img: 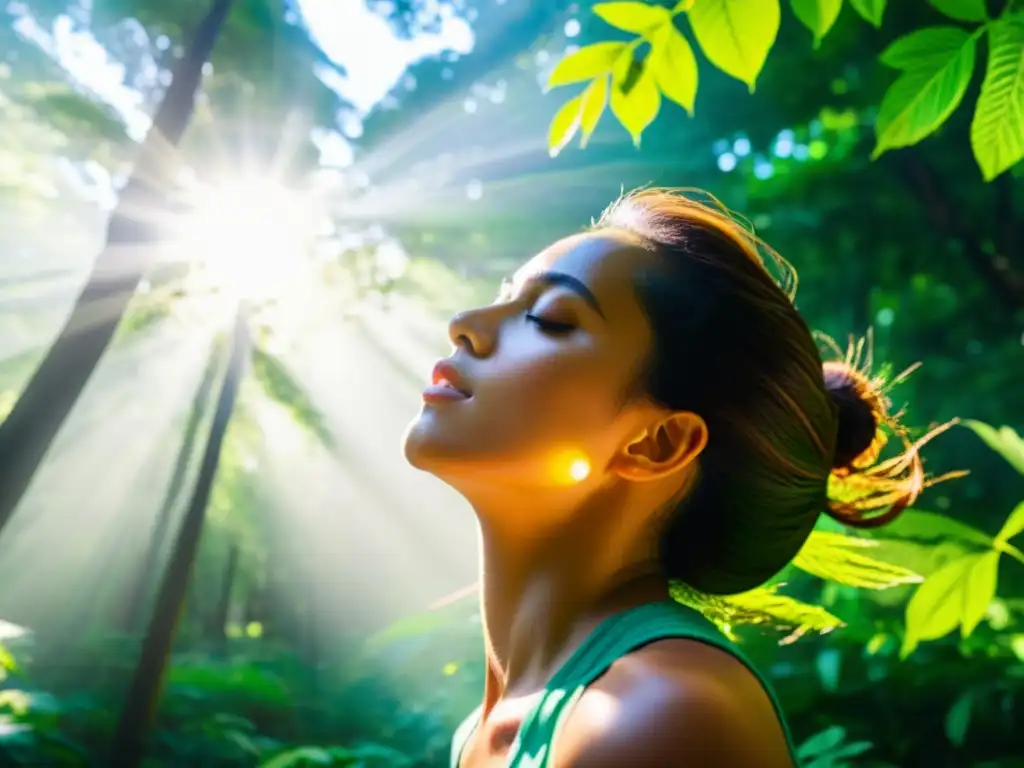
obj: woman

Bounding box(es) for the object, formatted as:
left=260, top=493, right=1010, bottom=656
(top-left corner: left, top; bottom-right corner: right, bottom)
left=404, top=188, right=933, bottom=767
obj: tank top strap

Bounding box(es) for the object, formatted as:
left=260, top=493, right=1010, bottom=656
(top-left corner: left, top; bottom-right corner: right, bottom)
left=451, top=601, right=798, bottom=767
left=507, top=601, right=797, bottom=767
left=450, top=704, right=481, bottom=768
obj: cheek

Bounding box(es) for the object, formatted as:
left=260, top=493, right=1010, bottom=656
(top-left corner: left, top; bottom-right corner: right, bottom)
left=474, top=347, right=622, bottom=454
left=404, top=330, right=635, bottom=480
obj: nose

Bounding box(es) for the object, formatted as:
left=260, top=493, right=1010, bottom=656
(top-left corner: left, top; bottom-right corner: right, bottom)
left=447, top=306, right=495, bottom=358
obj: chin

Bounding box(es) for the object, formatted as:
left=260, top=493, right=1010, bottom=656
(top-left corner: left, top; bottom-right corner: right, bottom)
left=402, top=411, right=455, bottom=474
left=403, top=414, right=488, bottom=499
left=401, top=415, right=431, bottom=470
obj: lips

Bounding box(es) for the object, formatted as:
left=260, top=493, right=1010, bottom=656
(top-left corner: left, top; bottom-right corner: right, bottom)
left=423, top=359, right=471, bottom=402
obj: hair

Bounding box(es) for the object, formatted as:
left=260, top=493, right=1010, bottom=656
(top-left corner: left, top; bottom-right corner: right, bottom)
left=592, top=188, right=958, bottom=596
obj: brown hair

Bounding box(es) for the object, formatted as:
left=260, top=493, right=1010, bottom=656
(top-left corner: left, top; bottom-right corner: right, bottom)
left=593, top=188, right=957, bottom=595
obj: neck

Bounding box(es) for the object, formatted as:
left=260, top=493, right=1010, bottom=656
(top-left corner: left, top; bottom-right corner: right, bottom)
left=468, top=482, right=670, bottom=709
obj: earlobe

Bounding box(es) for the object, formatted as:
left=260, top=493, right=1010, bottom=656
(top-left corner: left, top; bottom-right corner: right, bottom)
left=610, top=411, right=707, bottom=482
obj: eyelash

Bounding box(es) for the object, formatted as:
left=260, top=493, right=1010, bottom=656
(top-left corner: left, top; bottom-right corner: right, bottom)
left=526, top=314, right=575, bottom=335
left=498, top=281, right=575, bottom=334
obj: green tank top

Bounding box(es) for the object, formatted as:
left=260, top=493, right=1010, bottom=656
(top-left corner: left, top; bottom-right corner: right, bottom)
left=449, top=600, right=798, bottom=768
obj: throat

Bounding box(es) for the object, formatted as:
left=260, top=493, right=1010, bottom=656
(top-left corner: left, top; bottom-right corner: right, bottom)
left=478, top=537, right=668, bottom=702
left=468, top=485, right=671, bottom=708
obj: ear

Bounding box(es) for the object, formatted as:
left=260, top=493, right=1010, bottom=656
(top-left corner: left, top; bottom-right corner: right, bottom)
left=609, top=411, right=707, bottom=483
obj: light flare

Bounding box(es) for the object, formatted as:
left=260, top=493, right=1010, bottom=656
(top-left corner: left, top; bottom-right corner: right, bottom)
left=547, top=447, right=592, bottom=485
left=174, top=178, right=324, bottom=302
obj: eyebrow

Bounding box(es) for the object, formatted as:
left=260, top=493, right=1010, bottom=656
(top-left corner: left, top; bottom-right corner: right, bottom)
left=514, top=270, right=606, bottom=319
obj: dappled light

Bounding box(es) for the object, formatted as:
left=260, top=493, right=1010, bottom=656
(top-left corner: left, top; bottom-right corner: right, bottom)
left=1, top=0, right=1023, bottom=766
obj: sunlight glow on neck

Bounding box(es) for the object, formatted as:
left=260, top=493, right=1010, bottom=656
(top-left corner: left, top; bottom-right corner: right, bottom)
left=177, top=178, right=321, bottom=301
left=547, top=448, right=592, bottom=486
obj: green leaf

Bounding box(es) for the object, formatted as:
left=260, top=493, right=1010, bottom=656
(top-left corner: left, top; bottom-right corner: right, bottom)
left=790, top=0, right=843, bottom=47
left=928, top=0, right=988, bottom=23
left=671, top=582, right=844, bottom=637
left=548, top=93, right=584, bottom=156
left=962, top=420, right=1024, bottom=475
left=797, top=725, right=874, bottom=766
left=793, top=531, right=923, bottom=589
left=901, top=554, right=979, bottom=657
left=945, top=692, right=973, bottom=747
left=848, top=0, right=887, bottom=27
left=879, top=26, right=973, bottom=69
left=593, top=1, right=673, bottom=35
left=548, top=42, right=629, bottom=88
left=830, top=741, right=874, bottom=760
left=878, top=509, right=994, bottom=548
left=719, top=587, right=845, bottom=634
left=650, top=22, right=700, bottom=114
left=687, top=0, right=781, bottom=92
left=610, top=58, right=662, bottom=146
left=996, top=501, right=1024, bottom=544
left=873, top=27, right=977, bottom=157
left=579, top=77, right=610, bottom=147
left=961, top=550, right=999, bottom=636
left=970, top=17, right=1024, bottom=181
left=796, top=726, right=846, bottom=760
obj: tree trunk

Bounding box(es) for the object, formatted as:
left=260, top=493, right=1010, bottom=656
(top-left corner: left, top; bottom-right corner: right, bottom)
left=210, top=541, right=240, bottom=649
left=118, top=338, right=225, bottom=634
left=0, top=0, right=235, bottom=539
left=108, top=305, right=250, bottom=768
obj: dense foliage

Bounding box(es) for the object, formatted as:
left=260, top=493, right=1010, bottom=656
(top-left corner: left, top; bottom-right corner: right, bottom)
left=0, top=0, right=1022, bottom=766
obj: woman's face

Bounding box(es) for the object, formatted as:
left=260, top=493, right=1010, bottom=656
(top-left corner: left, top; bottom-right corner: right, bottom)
left=403, top=231, right=665, bottom=496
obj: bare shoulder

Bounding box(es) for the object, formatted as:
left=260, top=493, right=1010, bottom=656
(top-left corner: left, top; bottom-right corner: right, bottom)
left=551, top=637, right=794, bottom=768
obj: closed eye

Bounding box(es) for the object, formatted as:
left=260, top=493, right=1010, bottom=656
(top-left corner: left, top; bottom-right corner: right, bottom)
left=526, top=314, right=575, bottom=334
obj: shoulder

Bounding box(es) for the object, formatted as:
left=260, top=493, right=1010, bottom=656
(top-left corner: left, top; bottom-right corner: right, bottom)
left=551, top=637, right=794, bottom=768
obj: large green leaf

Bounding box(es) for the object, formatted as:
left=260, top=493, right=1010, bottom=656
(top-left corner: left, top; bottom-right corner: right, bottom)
left=593, top=1, right=673, bottom=35
left=721, top=587, right=844, bottom=636
left=687, top=0, right=781, bottom=92
left=790, top=0, right=843, bottom=47
left=671, top=583, right=844, bottom=638
left=960, top=550, right=999, bottom=636
left=579, top=77, right=610, bottom=147
left=902, top=554, right=981, bottom=656
left=970, top=17, right=1024, bottom=181
left=610, top=57, right=662, bottom=146
left=793, top=531, right=923, bottom=589
left=962, top=420, right=1024, bottom=475
left=547, top=42, right=629, bottom=88
left=848, top=0, right=887, bottom=28
left=928, top=0, right=988, bottom=23
left=548, top=93, right=584, bottom=156
left=873, top=27, right=977, bottom=157
left=877, top=509, right=994, bottom=548
left=996, top=501, right=1024, bottom=544
left=879, top=26, right=973, bottom=69
left=650, top=22, right=700, bottom=115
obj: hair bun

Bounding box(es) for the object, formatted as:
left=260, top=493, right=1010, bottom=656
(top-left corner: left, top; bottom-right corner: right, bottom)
left=823, top=361, right=882, bottom=470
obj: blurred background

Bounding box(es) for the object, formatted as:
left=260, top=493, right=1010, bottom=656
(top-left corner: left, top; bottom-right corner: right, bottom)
left=0, top=0, right=1022, bottom=765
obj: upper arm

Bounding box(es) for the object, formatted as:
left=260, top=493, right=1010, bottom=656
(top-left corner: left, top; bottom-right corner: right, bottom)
left=552, top=639, right=794, bottom=768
